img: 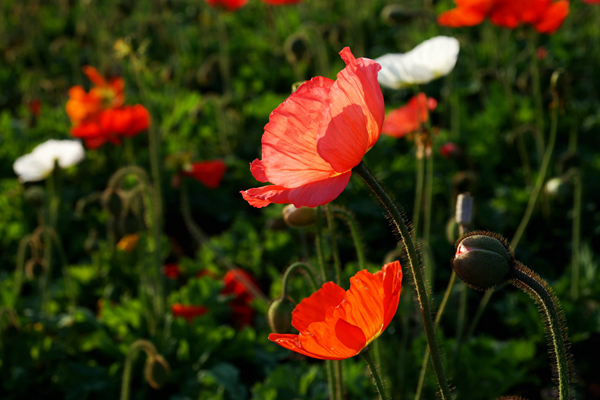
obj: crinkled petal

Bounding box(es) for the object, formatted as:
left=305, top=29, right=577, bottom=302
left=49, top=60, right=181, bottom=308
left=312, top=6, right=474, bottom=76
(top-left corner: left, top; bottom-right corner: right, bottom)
left=260, top=76, right=337, bottom=187
left=240, top=171, right=351, bottom=208
left=317, top=48, right=384, bottom=173
left=291, top=282, right=346, bottom=331
left=250, top=159, right=268, bottom=183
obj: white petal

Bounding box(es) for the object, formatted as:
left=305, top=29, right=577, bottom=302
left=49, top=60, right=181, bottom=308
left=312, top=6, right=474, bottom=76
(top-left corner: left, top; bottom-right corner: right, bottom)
left=13, top=139, right=85, bottom=182
left=375, top=36, right=460, bottom=88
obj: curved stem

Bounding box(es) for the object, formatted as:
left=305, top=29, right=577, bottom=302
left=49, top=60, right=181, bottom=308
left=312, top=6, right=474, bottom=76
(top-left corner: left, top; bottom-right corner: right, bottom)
left=353, top=161, right=452, bottom=400
left=281, top=262, right=318, bottom=295
left=120, top=339, right=159, bottom=400
left=179, top=180, right=268, bottom=303
left=331, top=206, right=367, bottom=271
left=510, top=263, right=571, bottom=400
left=326, top=205, right=342, bottom=286
left=361, top=347, right=389, bottom=400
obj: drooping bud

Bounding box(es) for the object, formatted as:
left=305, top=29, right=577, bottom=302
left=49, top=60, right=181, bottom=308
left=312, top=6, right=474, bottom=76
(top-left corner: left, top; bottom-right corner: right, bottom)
left=282, top=205, right=318, bottom=228
left=144, top=354, right=171, bottom=389
left=453, top=232, right=514, bottom=291
left=23, top=186, right=45, bottom=208
left=267, top=296, right=296, bottom=334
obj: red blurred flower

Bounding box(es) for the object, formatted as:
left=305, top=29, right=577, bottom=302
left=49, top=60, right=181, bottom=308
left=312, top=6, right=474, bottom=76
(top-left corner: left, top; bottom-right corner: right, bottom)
left=241, top=47, right=384, bottom=208
left=163, top=264, right=181, bottom=279
left=438, top=0, right=569, bottom=34
left=222, top=269, right=259, bottom=327
left=172, top=303, right=208, bottom=322
left=439, top=142, right=462, bottom=159
left=269, top=261, right=402, bottom=360
left=382, top=94, right=437, bottom=139
left=67, top=66, right=150, bottom=149
left=181, top=160, right=227, bottom=188
left=205, top=0, right=248, bottom=11
left=29, top=100, right=42, bottom=117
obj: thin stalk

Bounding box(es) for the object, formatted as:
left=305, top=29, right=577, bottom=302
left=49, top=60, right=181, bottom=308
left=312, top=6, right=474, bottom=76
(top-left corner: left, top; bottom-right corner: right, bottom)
left=333, top=360, right=344, bottom=400
left=326, top=359, right=338, bottom=400
left=510, top=263, right=571, bottom=400
left=315, top=206, right=328, bottom=284
left=353, top=162, right=452, bottom=400
left=414, top=271, right=457, bottom=400
left=332, top=206, right=367, bottom=271
left=361, top=347, right=389, bottom=400
left=179, top=180, right=268, bottom=303
left=413, top=145, right=425, bottom=238
left=528, top=31, right=545, bottom=162
left=326, top=205, right=342, bottom=286
left=14, top=234, right=33, bottom=298
left=41, top=168, right=58, bottom=312
left=570, top=171, right=582, bottom=300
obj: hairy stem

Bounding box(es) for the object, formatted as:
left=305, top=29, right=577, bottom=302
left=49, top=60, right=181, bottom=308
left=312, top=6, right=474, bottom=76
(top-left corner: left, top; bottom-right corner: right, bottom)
left=361, top=347, right=389, bottom=400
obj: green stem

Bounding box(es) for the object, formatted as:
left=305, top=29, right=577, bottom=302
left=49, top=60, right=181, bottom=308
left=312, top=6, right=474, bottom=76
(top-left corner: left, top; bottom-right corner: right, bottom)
left=41, top=168, right=58, bottom=312
left=510, top=263, right=571, bottom=400
left=326, top=359, right=338, bottom=400
left=315, top=206, right=327, bottom=284
left=326, top=205, right=342, bottom=286
left=571, top=171, right=582, bottom=300
left=353, top=161, right=452, bottom=400
left=120, top=339, right=159, bottom=400
left=14, top=234, right=33, bottom=299
left=180, top=180, right=268, bottom=303
left=281, top=262, right=318, bottom=294
left=333, top=360, right=344, bottom=400
left=332, top=206, right=366, bottom=271
left=361, top=347, right=389, bottom=400
left=528, top=31, right=545, bottom=163
left=414, top=271, right=457, bottom=400
left=413, top=146, right=425, bottom=238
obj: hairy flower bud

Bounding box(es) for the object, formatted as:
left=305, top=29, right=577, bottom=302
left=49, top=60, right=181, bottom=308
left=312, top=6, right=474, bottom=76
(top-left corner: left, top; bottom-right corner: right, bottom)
left=282, top=205, right=318, bottom=228
left=453, top=232, right=514, bottom=291
left=267, top=296, right=295, bottom=334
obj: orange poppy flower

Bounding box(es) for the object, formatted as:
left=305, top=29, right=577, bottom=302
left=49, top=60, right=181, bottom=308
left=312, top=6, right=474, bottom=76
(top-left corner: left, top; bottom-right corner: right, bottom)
left=241, top=47, right=384, bottom=208
left=382, top=94, right=437, bottom=139
left=181, top=160, right=227, bottom=188
left=269, top=261, right=402, bottom=360
left=438, top=0, right=569, bottom=34
left=205, top=0, right=248, bottom=11
left=172, top=303, right=208, bottom=322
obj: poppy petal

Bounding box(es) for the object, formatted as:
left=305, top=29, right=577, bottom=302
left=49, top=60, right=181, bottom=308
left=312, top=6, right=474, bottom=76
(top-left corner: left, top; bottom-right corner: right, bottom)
left=437, top=7, right=487, bottom=27
left=240, top=171, right=352, bottom=208
left=535, top=0, right=569, bottom=34
left=250, top=159, right=268, bottom=183
left=292, top=281, right=346, bottom=331
left=317, top=48, right=384, bottom=173
left=379, top=261, right=403, bottom=328
left=260, top=76, right=337, bottom=187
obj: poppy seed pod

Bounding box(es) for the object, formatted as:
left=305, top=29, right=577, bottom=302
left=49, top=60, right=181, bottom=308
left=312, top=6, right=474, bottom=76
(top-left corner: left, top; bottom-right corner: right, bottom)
left=144, top=354, right=171, bottom=389
left=282, top=205, right=318, bottom=228
left=267, top=296, right=295, bottom=334
left=453, top=232, right=514, bottom=291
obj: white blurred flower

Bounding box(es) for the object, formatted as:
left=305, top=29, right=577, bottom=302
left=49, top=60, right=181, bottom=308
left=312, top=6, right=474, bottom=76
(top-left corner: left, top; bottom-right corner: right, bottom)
left=375, top=36, right=460, bottom=89
left=13, top=139, right=85, bottom=182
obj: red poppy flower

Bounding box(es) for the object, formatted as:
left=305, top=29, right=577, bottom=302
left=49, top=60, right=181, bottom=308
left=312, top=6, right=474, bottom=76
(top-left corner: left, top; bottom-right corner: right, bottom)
left=438, top=0, right=569, bottom=34
left=205, top=0, right=248, bottom=11
left=181, top=160, right=227, bottom=188
left=172, top=303, right=208, bottom=322
left=163, top=264, right=181, bottom=279
left=268, top=261, right=402, bottom=360
left=223, top=269, right=259, bottom=327
left=241, top=47, right=384, bottom=208
left=382, top=94, right=437, bottom=139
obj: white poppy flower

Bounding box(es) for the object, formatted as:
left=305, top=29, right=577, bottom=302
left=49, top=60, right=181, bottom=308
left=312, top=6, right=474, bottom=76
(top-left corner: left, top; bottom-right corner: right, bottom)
left=375, top=36, right=460, bottom=89
left=13, top=139, right=85, bottom=182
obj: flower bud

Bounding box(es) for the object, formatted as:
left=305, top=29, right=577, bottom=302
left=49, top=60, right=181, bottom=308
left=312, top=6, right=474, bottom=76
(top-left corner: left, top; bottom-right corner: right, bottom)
left=282, top=205, right=318, bottom=228
left=267, top=296, right=295, bottom=334
left=544, top=176, right=570, bottom=199
left=453, top=232, right=514, bottom=291
left=23, top=186, right=45, bottom=208
left=284, top=33, right=310, bottom=64
left=144, top=354, right=171, bottom=389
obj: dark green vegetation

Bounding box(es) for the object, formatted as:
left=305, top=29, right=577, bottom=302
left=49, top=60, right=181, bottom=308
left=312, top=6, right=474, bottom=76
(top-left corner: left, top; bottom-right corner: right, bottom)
left=1, top=0, right=600, bottom=399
